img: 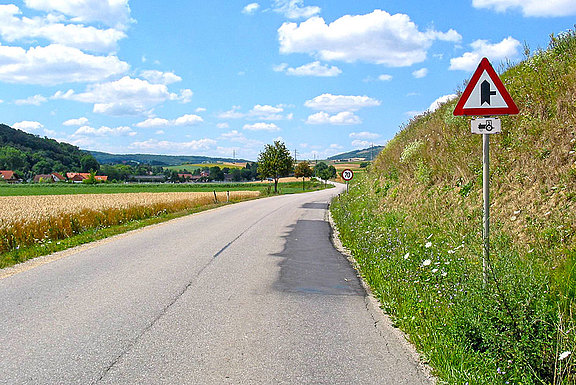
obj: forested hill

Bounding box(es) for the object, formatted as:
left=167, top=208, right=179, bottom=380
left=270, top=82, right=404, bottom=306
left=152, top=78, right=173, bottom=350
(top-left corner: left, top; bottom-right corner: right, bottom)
left=89, top=151, right=246, bottom=166
left=328, top=145, right=385, bottom=161
left=0, top=124, right=98, bottom=176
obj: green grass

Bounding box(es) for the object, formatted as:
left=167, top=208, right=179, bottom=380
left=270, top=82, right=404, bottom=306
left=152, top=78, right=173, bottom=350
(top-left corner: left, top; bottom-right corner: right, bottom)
left=330, top=30, right=576, bottom=384
left=0, top=181, right=328, bottom=196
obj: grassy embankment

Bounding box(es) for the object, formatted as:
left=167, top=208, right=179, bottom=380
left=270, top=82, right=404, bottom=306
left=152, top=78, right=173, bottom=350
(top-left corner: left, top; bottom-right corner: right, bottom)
left=0, top=180, right=328, bottom=269
left=331, top=31, right=576, bottom=384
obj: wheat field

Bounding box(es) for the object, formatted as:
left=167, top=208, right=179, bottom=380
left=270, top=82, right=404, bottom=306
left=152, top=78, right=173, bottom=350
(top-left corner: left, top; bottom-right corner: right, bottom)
left=0, top=191, right=259, bottom=255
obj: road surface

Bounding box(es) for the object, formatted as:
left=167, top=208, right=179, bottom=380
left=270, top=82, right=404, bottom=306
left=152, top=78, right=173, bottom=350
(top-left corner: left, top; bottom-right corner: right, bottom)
left=0, top=185, right=432, bottom=384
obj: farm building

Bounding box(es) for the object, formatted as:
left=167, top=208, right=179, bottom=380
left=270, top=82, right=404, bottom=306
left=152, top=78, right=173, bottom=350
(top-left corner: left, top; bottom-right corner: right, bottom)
left=33, top=173, right=66, bottom=183
left=0, top=170, right=21, bottom=183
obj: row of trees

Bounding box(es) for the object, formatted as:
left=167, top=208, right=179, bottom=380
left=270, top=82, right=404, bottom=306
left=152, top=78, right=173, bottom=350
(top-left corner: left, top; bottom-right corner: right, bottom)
left=257, top=141, right=337, bottom=193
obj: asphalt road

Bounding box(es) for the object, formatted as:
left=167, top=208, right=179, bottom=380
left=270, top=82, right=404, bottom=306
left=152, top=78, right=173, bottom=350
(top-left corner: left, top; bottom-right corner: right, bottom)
left=0, top=185, right=432, bottom=384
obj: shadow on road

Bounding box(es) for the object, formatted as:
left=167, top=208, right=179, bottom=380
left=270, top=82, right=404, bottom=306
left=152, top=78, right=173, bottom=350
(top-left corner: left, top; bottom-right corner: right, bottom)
left=273, top=218, right=364, bottom=296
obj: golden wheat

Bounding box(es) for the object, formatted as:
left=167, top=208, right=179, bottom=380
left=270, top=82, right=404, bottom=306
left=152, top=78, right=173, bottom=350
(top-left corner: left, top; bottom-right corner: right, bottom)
left=0, top=191, right=259, bottom=255
left=0, top=191, right=258, bottom=228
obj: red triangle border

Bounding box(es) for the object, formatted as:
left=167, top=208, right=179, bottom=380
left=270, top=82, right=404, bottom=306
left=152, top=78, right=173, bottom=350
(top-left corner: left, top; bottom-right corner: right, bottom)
left=453, top=57, right=519, bottom=116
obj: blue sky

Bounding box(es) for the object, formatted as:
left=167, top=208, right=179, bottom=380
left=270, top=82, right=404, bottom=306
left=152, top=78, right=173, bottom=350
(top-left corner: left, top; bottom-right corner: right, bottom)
left=1, top=0, right=574, bottom=161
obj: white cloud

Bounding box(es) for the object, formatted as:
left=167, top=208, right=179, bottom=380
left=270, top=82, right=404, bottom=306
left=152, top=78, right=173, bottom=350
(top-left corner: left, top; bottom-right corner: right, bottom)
left=351, top=140, right=373, bottom=149
left=219, top=104, right=291, bottom=120
left=129, top=138, right=217, bottom=153
left=135, top=114, right=203, bottom=128
left=428, top=94, right=458, bottom=112
left=349, top=131, right=381, bottom=140
left=278, top=10, right=461, bottom=66
left=174, top=114, right=204, bottom=126
left=14, top=94, right=48, bottom=106
left=0, top=44, right=129, bottom=85
left=54, top=76, right=185, bottom=116
left=412, top=68, right=428, bottom=78
left=73, top=125, right=135, bottom=136
left=243, top=122, right=281, bottom=131
left=135, top=118, right=170, bottom=128
left=472, top=0, right=576, bottom=17
left=63, top=117, right=89, bottom=126
left=13, top=120, right=43, bottom=132
left=450, top=37, right=521, bottom=71
left=304, top=94, right=381, bottom=112
left=24, top=0, right=132, bottom=30
left=273, top=0, right=321, bottom=20
left=217, top=122, right=230, bottom=129
left=0, top=4, right=126, bottom=53
left=242, top=3, right=260, bottom=15
left=306, top=111, right=362, bottom=125
left=275, top=61, right=342, bottom=77
left=378, top=74, right=393, bottom=81
left=140, top=70, right=182, bottom=85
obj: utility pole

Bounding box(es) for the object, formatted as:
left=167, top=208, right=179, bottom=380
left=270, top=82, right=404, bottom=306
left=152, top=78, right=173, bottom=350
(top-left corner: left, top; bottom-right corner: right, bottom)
left=294, top=149, right=297, bottom=164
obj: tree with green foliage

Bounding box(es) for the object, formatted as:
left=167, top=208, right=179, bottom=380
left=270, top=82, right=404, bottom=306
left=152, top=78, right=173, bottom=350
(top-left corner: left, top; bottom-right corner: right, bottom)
left=80, top=154, right=100, bottom=173
left=0, top=146, right=28, bottom=173
left=314, top=162, right=336, bottom=184
left=257, top=141, right=294, bottom=193
left=294, top=161, right=313, bottom=190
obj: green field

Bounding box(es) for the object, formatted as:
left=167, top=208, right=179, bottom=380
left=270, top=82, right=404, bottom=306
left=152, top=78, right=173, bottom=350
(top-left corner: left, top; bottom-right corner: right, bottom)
left=0, top=180, right=329, bottom=196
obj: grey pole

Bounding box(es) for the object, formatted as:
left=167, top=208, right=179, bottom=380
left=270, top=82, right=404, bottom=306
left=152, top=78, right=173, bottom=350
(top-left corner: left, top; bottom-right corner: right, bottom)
left=482, top=133, right=490, bottom=285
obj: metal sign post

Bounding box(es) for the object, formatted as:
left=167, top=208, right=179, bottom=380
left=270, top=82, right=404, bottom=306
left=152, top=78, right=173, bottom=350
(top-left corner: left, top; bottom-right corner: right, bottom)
left=482, top=133, right=490, bottom=284
left=453, top=57, right=519, bottom=284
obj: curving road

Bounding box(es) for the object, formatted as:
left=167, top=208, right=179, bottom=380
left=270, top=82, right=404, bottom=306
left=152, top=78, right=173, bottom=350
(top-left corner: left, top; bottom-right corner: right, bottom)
left=0, top=185, right=431, bottom=384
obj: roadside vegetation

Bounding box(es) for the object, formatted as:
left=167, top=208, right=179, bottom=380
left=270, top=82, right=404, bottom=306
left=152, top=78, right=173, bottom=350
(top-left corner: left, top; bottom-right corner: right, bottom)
left=0, top=179, right=329, bottom=269
left=331, top=30, right=576, bottom=384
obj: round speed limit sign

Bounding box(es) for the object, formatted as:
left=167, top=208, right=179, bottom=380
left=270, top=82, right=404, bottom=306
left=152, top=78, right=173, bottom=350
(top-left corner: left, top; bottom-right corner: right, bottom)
left=341, top=169, right=354, bottom=181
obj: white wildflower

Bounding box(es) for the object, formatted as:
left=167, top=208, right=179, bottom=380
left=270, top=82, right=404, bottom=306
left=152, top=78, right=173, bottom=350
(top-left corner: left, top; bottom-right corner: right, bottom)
left=425, top=241, right=432, bottom=248
left=432, top=268, right=438, bottom=273
left=422, top=259, right=432, bottom=266
left=559, top=351, right=571, bottom=361
left=403, top=253, right=410, bottom=260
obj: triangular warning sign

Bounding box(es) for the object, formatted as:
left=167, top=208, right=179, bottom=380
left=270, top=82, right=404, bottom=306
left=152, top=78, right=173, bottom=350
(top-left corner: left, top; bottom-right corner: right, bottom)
left=453, top=57, right=519, bottom=116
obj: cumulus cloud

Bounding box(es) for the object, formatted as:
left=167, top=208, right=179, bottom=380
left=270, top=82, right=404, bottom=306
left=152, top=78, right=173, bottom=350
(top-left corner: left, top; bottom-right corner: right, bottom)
left=13, top=120, right=43, bottom=132
left=427, top=94, right=458, bottom=112
left=472, top=0, right=576, bottom=17
left=54, top=76, right=189, bottom=116
left=0, top=44, right=129, bottom=85
left=14, top=94, right=48, bottom=106
left=140, top=70, right=182, bottom=85
left=450, top=37, right=521, bottom=71
left=23, top=0, right=132, bottom=30
left=243, top=122, right=281, bottom=131
left=278, top=10, right=461, bottom=66
left=218, top=104, right=291, bottom=120
left=63, top=117, right=89, bottom=126
left=174, top=114, right=204, bottom=126
left=304, top=94, right=381, bottom=112
left=274, top=61, right=342, bottom=77
left=130, top=138, right=217, bottom=153
left=412, top=68, right=428, bottom=78
left=378, top=74, right=393, bottom=81
left=134, top=118, right=170, bottom=128
left=349, top=131, right=381, bottom=140
left=0, top=4, right=126, bottom=52
left=306, top=111, right=362, bottom=125
left=273, top=0, right=321, bottom=20
left=242, top=3, right=260, bottom=15
left=73, top=125, right=135, bottom=137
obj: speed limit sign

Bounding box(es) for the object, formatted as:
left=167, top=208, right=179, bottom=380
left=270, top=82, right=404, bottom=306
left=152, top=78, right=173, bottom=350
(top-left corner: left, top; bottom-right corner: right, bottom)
left=341, top=169, right=354, bottom=181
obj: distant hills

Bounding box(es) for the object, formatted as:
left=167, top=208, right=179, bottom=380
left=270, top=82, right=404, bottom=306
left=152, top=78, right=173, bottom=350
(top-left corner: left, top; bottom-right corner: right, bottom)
left=0, top=124, right=97, bottom=176
left=89, top=151, right=248, bottom=166
left=328, top=145, right=385, bottom=161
